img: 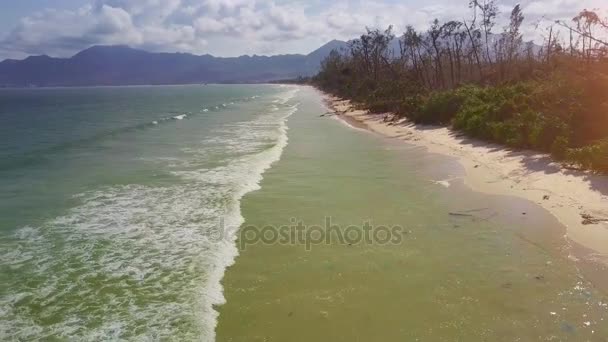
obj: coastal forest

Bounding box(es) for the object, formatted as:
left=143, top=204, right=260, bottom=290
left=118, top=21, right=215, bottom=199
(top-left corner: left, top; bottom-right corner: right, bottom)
left=314, top=1, right=608, bottom=173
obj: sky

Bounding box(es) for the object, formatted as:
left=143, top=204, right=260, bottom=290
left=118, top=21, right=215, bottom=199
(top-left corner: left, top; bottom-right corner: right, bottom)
left=0, top=0, right=606, bottom=60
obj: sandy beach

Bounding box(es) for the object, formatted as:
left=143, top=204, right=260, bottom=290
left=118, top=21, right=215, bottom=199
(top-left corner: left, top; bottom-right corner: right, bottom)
left=324, top=94, right=608, bottom=267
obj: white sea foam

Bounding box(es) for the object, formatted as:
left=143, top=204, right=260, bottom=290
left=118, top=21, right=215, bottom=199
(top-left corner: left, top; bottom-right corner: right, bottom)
left=433, top=180, right=451, bottom=188
left=173, top=114, right=187, bottom=120
left=431, top=177, right=459, bottom=188
left=0, top=87, right=300, bottom=341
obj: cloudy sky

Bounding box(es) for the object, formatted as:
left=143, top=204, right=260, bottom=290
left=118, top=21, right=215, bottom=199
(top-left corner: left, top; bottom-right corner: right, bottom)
left=0, top=0, right=606, bottom=60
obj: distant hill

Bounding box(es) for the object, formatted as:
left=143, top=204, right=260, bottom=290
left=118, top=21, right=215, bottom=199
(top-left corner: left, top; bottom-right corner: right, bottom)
left=0, top=41, right=348, bottom=87
left=0, top=35, right=540, bottom=87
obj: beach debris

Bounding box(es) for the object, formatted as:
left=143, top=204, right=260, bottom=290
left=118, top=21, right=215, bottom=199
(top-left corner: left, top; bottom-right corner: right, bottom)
left=550, top=312, right=557, bottom=316
left=543, top=195, right=550, bottom=200
left=460, top=207, right=490, bottom=213
left=449, top=212, right=474, bottom=217
left=581, top=213, right=608, bottom=225
left=522, top=212, right=527, bottom=215
left=320, top=311, right=329, bottom=318
left=583, top=321, right=591, bottom=327
left=564, top=165, right=584, bottom=171
left=534, top=275, right=545, bottom=281
left=474, top=164, right=480, bottom=168
left=449, top=208, right=497, bottom=222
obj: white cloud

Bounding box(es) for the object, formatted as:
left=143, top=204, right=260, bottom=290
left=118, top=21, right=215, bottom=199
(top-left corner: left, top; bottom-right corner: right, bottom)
left=0, top=0, right=605, bottom=59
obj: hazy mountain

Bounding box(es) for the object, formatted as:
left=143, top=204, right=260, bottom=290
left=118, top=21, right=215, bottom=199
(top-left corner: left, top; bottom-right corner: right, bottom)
left=0, top=41, right=348, bottom=87
left=305, top=40, right=350, bottom=65
left=0, top=36, right=538, bottom=87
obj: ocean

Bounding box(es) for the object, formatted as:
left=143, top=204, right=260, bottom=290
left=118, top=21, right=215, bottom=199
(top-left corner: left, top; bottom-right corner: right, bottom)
left=1, top=85, right=607, bottom=341
left=0, top=85, right=298, bottom=340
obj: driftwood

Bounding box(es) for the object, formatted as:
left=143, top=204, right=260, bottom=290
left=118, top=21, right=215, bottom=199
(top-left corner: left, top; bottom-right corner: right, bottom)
left=581, top=213, right=608, bottom=225
left=449, top=208, right=497, bottom=222
left=449, top=212, right=474, bottom=217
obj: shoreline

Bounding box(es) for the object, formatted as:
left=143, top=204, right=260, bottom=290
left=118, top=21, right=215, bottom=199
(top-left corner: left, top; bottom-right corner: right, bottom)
left=217, top=87, right=608, bottom=340
left=323, top=93, right=608, bottom=269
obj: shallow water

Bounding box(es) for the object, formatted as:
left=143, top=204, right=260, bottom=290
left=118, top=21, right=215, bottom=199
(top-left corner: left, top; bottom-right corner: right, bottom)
left=217, top=87, right=608, bottom=341
left=2, top=85, right=607, bottom=341
left=0, top=85, right=297, bottom=340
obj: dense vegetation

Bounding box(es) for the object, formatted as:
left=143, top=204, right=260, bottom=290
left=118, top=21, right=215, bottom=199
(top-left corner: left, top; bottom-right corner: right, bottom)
left=314, top=2, right=608, bottom=173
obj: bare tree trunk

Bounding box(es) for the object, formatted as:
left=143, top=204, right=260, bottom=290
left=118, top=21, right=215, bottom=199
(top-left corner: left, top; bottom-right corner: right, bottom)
left=546, top=26, right=553, bottom=63
left=463, top=20, right=483, bottom=81
left=569, top=28, right=574, bottom=56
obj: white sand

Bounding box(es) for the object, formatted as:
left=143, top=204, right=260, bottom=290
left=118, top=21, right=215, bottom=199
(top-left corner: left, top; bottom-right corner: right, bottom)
left=325, top=95, right=608, bottom=266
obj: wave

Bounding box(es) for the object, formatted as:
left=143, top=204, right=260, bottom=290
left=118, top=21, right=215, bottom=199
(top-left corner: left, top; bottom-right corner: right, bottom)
left=202, top=104, right=299, bottom=340
left=169, top=88, right=300, bottom=339
left=0, top=87, right=300, bottom=340
left=0, top=94, right=260, bottom=172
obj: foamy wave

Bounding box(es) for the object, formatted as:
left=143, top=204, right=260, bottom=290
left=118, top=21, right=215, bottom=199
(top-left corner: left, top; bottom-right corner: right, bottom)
left=173, top=88, right=299, bottom=340
left=276, top=87, right=299, bottom=104
left=0, top=87, right=300, bottom=341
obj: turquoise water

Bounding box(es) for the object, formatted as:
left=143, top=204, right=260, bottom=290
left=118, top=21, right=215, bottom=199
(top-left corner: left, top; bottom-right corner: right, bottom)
left=0, top=85, right=299, bottom=340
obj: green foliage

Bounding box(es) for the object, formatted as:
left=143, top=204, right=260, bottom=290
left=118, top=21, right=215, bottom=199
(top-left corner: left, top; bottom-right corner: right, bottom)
left=566, top=139, right=608, bottom=172
left=551, top=136, right=570, bottom=160
left=313, top=12, right=608, bottom=174
left=413, top=89, right=468, bottom=124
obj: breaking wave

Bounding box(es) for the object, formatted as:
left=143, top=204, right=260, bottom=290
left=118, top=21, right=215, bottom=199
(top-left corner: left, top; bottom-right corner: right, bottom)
left=0, top=86, right=300, bottom=340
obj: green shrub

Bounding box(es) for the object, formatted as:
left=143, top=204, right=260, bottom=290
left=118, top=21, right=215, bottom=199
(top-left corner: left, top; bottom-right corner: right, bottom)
left=415, top=89, right=467, bottom=124
left=551, top=136, right=570, bottom=160
left=396, top=95, right=424, bottom=118
left=567, top=139, right=608, bottom=172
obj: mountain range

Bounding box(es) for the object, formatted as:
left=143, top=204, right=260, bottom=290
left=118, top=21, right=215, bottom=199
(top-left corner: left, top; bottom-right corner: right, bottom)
left=0, top=40, right=349, bottom=87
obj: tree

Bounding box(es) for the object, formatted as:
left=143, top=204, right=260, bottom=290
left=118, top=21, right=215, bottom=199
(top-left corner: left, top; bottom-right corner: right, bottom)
left=505, top=5, right=524, bottom=65
left=470, top=0, right=498, bottom=65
